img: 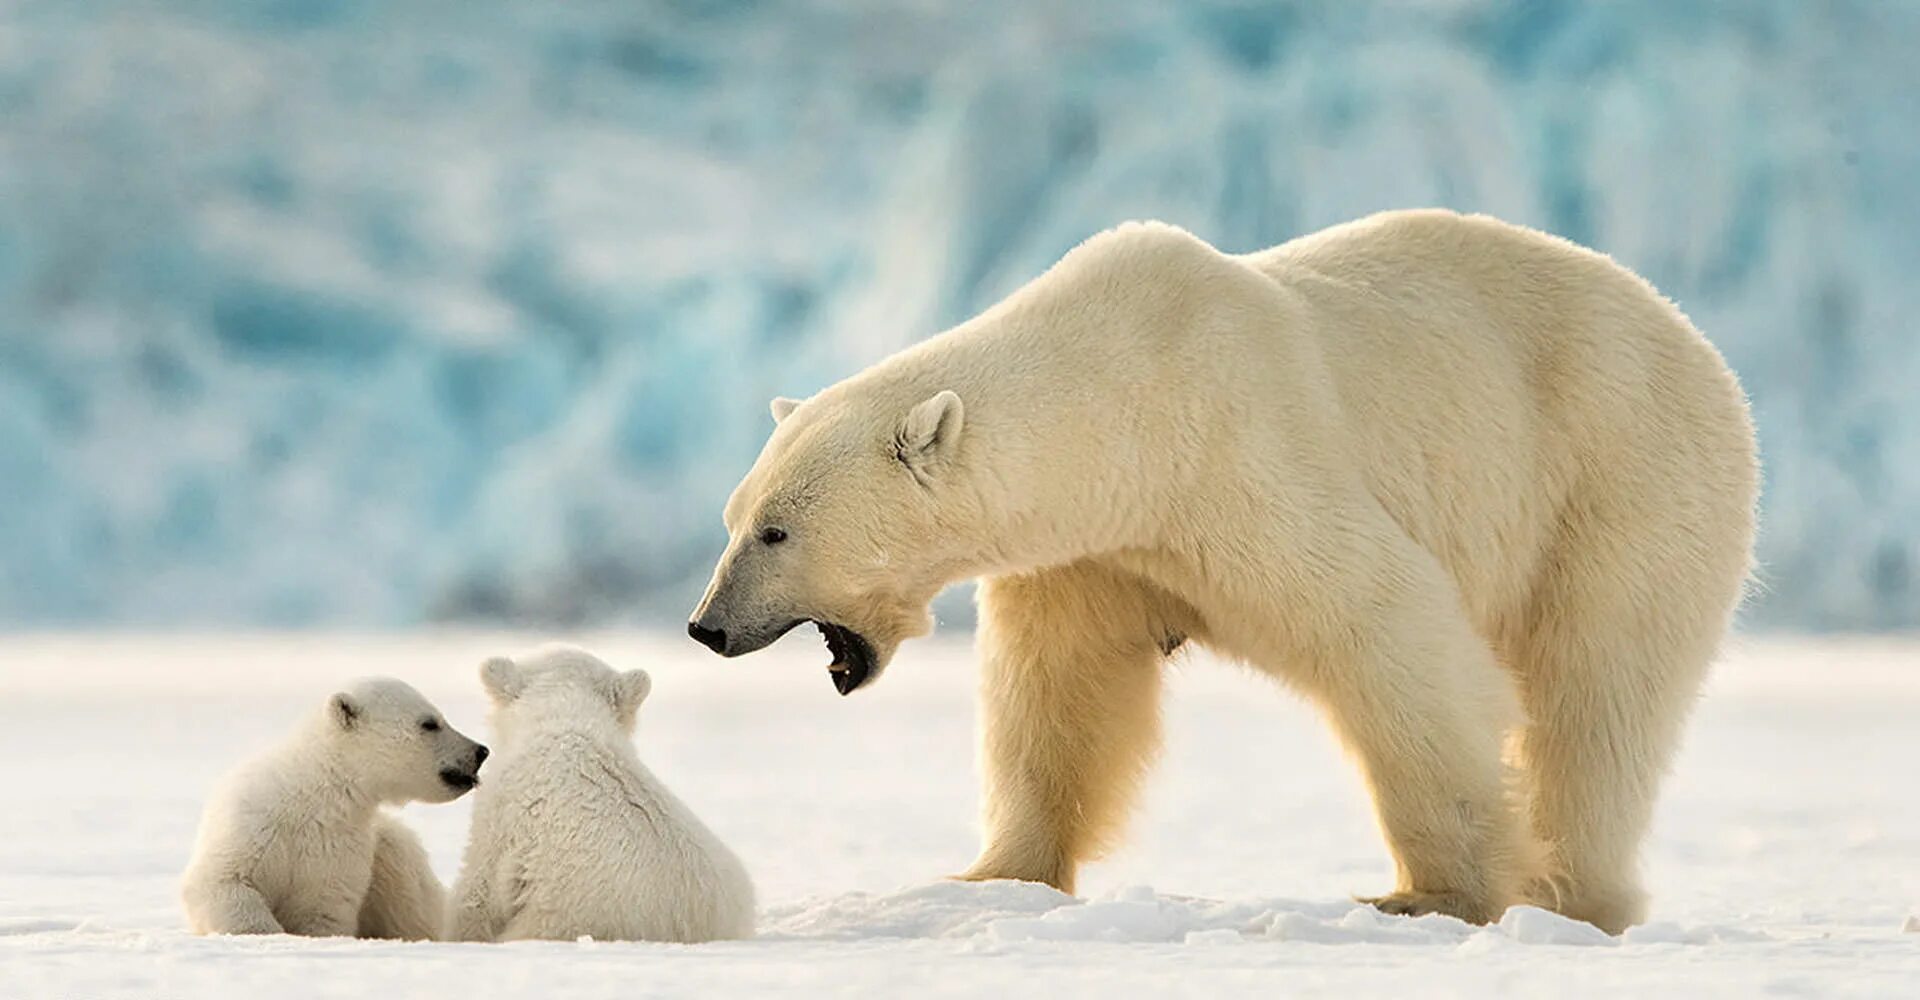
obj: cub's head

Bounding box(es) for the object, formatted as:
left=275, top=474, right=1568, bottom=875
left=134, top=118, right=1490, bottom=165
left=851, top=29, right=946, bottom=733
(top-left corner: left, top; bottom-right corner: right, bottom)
left=688, top=388, right=980, bottom=695
left=478, top=644, right=652, bottom=746
left=323, top=678, right=488, bottom=804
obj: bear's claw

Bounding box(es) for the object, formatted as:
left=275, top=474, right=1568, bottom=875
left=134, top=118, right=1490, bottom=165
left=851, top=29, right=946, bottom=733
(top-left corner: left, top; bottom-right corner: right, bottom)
left=1359, top=890, right=1499, bottom=925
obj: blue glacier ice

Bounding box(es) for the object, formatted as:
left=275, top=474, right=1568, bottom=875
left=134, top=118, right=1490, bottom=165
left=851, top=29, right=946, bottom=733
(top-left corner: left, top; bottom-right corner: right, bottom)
left=0, top=0, right=1914, bottom=629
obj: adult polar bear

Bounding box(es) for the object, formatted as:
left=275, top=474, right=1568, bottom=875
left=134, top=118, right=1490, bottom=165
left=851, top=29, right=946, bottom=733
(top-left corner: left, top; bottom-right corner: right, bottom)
left=689, top=209, right=1757, bottom=933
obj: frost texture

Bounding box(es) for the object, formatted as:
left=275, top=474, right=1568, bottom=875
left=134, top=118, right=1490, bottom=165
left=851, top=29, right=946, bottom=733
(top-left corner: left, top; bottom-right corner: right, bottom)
left=0, top=1, right=1913, bottom=627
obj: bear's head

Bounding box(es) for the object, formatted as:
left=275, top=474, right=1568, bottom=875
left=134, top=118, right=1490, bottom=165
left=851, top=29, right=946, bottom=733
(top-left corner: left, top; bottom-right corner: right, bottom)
left=322, top=678, right=488, bottom=804
left=689, top=388, right=978, bottom=695
left=478, top=644, right=652, bottom=746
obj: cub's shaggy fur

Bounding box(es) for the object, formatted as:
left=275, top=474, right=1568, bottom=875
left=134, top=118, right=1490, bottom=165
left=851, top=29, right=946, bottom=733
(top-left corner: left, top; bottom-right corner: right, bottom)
left=182, top=678, right=487, bottom=937
left=448, top=645, right=755, bottom=943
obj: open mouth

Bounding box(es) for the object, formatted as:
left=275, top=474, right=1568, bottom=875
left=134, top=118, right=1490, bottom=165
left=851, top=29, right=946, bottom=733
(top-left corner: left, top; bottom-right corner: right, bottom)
left=439, top=768, right=479, bottom=793
left=813, top=620, right=877, bottom=696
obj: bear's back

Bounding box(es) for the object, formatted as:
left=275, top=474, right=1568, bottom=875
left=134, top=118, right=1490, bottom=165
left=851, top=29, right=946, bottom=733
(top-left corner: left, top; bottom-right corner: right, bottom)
left=1233, top=209, right=1750, bottom=633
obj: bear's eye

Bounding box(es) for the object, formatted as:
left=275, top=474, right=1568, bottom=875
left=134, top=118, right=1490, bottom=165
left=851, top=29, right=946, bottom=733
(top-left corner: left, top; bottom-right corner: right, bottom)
left=420, top=718, right=440, bottom=733
left=758, top=526, right=788, bottom=546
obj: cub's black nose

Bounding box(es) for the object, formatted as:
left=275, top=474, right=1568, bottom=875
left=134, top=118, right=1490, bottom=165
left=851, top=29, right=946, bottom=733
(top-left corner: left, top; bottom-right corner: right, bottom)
left=473, top=745, right=489, bottom=766
left=688, top=621, right=728, bottom=655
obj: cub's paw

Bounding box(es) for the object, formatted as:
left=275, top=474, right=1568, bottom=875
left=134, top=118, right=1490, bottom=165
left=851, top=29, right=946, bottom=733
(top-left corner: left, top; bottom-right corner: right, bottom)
left=1360, top=890, right=1500, bottom=925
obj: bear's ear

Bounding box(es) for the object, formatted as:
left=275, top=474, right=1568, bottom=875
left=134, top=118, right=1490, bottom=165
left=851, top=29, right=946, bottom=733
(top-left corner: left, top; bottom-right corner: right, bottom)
left=770, top=396, right=802, bottom=424
left=895, top=390, right=964, bottom=482
left=610, top=668, right=652, bottom=727
left=329, top=692, right=361, bottom=731
left=479, top=656, right=523, bottom=703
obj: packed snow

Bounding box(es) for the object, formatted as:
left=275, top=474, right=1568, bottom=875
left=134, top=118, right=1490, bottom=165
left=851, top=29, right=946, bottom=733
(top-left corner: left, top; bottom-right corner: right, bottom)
left=3, top=632, right=1916, bottom=997
left=1, top=1, right=1916, bottom=630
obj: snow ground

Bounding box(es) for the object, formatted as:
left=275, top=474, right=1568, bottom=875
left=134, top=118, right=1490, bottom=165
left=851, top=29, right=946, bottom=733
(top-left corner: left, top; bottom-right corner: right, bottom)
left=2, top=633, right=1916, bottom=997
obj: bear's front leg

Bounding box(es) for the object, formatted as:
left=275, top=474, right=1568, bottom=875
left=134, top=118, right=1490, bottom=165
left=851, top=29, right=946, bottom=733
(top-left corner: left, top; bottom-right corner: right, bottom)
left=274, top=850, right=375, bottom=938
left=181, top=876, right=284, bottom=936
left=276, top=897, right=363, bottom=938
left=957, top=564, right=1168, bottom=895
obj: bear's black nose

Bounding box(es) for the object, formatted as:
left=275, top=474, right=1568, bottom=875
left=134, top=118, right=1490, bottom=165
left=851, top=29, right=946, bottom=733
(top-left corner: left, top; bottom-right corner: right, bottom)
left=688, top=621, right=728, bottom=655
left=473, top=745, right=489, bottom=766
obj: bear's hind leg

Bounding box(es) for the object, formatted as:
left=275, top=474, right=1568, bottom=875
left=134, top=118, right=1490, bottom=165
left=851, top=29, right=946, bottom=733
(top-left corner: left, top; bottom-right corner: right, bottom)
left=958, top=562, right=1174, bottom=894
left=1277, top=546, right=1535, bottom=925
left=1511, top=520, right=1739, bottom=934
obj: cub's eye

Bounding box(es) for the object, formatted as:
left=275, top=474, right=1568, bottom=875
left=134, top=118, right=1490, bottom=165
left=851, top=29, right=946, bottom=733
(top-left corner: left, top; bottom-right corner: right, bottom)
left=758, top=526, right=788, bottom=546
left=420, top=719, right=441, bottom=732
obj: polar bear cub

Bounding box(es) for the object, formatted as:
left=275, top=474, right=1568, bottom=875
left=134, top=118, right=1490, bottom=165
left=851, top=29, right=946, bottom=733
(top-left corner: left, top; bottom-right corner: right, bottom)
left=182, top=678, right=489, bottom=938
left=449, top=645, right=755, bottom=942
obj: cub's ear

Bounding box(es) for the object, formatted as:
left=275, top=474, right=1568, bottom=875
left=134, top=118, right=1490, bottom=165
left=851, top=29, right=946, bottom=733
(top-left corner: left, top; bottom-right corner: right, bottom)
left=479, top=657, right=523, bottom=703
left=770, top=397, right=802, bottom=424
left=895, top=389, right=964, bottom=481
left=329, top=692, right=361, bottom=731
left=610, top=668, right=652, bottom=727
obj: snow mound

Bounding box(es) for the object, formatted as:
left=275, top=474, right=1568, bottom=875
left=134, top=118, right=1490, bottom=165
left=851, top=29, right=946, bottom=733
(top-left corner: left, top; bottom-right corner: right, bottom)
left=762, top=880, right=1076, bottom=941
left=984, top=885, right=1221, bottom=944
left=765, top=883, right=1765, bottom=949
left=1264, top=904, right=1478, bottom=945
left=1495, top=906, right=1618, bottom=947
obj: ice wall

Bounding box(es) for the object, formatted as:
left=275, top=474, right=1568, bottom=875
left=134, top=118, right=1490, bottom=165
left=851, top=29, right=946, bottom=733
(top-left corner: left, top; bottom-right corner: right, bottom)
left=0, top=1, right=1913, bottom=628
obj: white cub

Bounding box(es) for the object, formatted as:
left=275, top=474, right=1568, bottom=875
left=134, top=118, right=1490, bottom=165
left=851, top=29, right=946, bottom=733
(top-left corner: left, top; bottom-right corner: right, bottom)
left=181, top=678, right=488, bottom=938
left=449, top=645, right=755, bottom=943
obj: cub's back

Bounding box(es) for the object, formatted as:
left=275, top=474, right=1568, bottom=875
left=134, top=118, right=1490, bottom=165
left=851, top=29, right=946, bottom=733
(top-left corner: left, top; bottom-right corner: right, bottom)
left=490, top=730, right=753, bottom=943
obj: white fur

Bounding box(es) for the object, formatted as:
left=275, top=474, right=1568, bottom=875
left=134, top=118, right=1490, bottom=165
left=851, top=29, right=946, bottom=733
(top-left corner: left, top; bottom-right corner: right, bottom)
left=448, top=645, right=756, bottom=943
left=181, top=678, right=487, bottom=938
left=696, top=210, right=1759, bottom=934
